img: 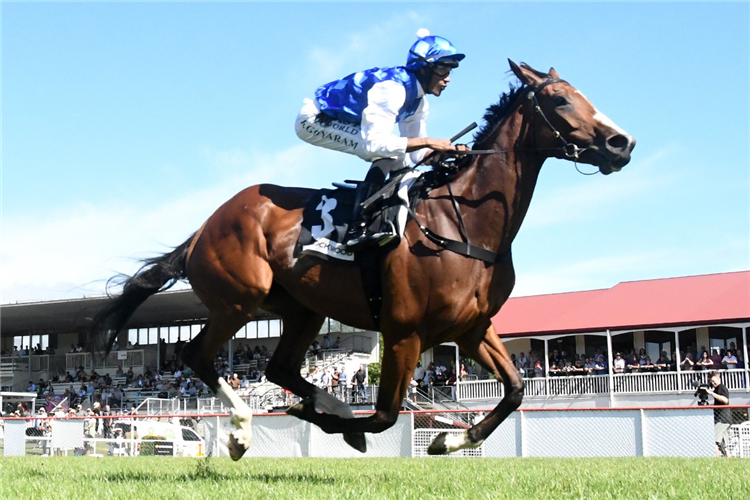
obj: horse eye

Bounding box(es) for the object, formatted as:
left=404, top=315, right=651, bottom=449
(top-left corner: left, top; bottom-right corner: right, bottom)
left=553, top=96, right=568, bottom=107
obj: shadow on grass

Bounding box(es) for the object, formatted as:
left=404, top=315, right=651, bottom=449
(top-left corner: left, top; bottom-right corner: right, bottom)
left=96, top=460, right=335, bottom=486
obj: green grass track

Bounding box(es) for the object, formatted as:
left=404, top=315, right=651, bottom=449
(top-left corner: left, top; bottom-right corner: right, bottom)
left=1, top=456, right=748, bottom=499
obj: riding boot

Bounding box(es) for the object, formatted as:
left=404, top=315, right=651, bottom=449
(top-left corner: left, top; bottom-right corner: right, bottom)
left=344, top=159, right=400, bottom=250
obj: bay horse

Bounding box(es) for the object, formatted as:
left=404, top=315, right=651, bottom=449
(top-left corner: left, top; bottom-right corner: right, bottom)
left=91, top=60, right=635, bottom=459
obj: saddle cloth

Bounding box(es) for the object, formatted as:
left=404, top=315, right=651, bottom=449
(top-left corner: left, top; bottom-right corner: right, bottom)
left=295, top=170, right=422, bottom=262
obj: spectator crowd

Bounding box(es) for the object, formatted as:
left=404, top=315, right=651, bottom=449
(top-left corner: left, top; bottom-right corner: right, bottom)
left=507, top=343, right=745, bottom=379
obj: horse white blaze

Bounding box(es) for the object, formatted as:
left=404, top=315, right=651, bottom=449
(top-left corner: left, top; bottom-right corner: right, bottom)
left=216, top=377, right=253, bottom=460
left=574, top=90, right=627, bottom=136
left=593, top=110, right=627, bottom=136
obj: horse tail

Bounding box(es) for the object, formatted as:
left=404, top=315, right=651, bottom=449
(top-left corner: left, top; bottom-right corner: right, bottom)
left=89, top=234, right=195, bottom=356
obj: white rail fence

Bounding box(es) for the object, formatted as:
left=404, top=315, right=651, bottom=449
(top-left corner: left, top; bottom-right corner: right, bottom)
left=4, top=406, right=748, bottom=458
left=457, top=369, right=749, bottom=401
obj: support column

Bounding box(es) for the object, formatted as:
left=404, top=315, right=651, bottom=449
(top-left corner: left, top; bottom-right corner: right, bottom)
left=454, top=344, right=460, bottom=381
left=543, top=338, right=550, bottom=397
left=575, top=335, right=586, bottom=357
left=696, top=327, right=710, bottom=352
left=633, top=330, right=645, bottom=352
left=228, top=338, right=233, bottom=373
left=743, top=326, right=749, bottom=394
left=606, top=330, right=614, bottom=407
left=675, top=329, right=683, bottom=392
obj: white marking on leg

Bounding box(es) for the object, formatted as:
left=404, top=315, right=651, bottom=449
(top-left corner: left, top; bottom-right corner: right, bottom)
left=442, top=430, right=484, bottom=453
left=216, top=377, right=253, bottom=460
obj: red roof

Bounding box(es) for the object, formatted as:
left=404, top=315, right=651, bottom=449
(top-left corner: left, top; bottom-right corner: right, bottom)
left=492, top=271, right=750, bottom=337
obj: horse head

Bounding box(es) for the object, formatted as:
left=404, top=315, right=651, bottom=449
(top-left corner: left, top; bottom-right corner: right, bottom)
left=509, top=59, right=635, bottom=175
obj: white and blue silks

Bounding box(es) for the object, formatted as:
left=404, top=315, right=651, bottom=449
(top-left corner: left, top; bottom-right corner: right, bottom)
left=295, top=66, right=429, bottom=166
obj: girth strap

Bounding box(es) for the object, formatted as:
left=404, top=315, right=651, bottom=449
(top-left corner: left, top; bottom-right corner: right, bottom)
left=406, top=205, right=512, bottom=265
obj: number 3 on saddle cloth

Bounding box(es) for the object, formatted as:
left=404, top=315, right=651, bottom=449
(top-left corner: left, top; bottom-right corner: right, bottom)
left=294, top=169, right=423, bottom=262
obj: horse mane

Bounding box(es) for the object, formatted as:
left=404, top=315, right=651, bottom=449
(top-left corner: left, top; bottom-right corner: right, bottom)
left=472, top=83, right=527, bottom=147
left=473, top=63, right=549, bottom=148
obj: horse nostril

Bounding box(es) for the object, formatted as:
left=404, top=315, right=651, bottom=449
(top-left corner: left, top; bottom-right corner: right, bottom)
left=607, top=134, right=630, bottom=150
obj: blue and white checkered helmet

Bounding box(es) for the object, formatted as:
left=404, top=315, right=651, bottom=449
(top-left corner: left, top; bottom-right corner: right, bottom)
left=406, top=29, right=465, bottom=70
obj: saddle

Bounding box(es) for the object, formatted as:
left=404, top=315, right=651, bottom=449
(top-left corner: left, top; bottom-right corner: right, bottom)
left=294, top=167, right=449, bottom=262
left=294, top=167, right=450, bottom=328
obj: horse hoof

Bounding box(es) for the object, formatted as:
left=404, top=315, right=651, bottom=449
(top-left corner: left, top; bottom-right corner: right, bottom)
left=427, top=432, right=448, bottom=455
left=228, top=433, right=249, bottom=461
left=344, top=432, right=367, bottom=453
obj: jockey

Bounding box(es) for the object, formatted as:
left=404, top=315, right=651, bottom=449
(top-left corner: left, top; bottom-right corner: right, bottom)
left=295, top=30, right=465, bottom=250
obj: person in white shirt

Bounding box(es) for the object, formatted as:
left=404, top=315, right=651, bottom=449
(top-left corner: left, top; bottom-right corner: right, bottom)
left=613, top=352, right=626, bottom=374
left=296, top=30, right=466, bottom=249
left=413, top=362, right=426, bottom=385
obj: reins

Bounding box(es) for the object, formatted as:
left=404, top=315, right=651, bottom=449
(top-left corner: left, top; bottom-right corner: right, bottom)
left=407, top=77, right=596, bottom=264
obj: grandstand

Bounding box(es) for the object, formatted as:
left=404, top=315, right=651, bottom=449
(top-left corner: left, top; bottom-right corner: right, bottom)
left=1, top=271, right=749, bottom=416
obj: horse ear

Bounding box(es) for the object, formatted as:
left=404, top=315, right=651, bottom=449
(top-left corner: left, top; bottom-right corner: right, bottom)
left=549, top=67, right=560, bottom=79
left=508, top=59, right=544, bottom=87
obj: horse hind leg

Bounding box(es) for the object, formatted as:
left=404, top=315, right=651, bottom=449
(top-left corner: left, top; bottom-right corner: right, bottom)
left=428, top=324, right=524, bottom=455
left=286, top=331, right=422, bottom=449
left=180, top=313, right=256, bottom=461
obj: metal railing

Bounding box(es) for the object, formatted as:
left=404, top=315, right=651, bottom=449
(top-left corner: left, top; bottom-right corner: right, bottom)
left=338, top=334, right=373, bottom=354
left=548, top=374, right=610, bottom=396
left=613, top=372, right=679, bottom=394
left=137, top=398, right=181, bottom=415
left=456, top=368, right=749, bottom=401
left=303, top=351, right=348, bottom=373
left=66, top=350, right=144, bottom=371
left=196, top=395, right=265, bottom=414
left=457, top=379, right=504, bottom=400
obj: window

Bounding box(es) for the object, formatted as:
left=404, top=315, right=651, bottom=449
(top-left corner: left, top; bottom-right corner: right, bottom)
left=182, top=428, right=201, bottom=442
left=169, top=326, right=179, bottom=343
left=190, top=324, right=203, bottom=340
left=269, top=319, right=282, bottom=338
left=148, top=328, right=158, bottom=345
left=258, top=321, right=269, bottom=339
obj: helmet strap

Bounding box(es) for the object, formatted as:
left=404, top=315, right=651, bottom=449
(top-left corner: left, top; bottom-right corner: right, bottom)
left=416, top=66, right=433, bottom=89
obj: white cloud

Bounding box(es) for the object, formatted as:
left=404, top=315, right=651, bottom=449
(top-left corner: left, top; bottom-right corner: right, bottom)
left=301, top=12, right=427, bottom=83
left=1, top=144, right=348, bottom=304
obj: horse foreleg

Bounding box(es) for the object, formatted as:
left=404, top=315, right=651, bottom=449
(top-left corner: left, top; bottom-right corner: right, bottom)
left=428, top=324, right=524, bottom=455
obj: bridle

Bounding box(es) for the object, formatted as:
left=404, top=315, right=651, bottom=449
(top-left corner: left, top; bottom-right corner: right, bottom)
left=442, top=78, right=598, bottom=173
left=407, top=77, right=602, bottom=263
left=525, top=79, right=598, bottom=175
left=526, top=79, right=585, bottom=159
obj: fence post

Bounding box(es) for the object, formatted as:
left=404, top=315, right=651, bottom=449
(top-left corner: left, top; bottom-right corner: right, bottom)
left=639, top=408, right=647, bottom=457
left=519, top=409, right=526, bottom=458
left=215, top=415, right=221, bottom=457
left=409, top=412, right=416, bottom=457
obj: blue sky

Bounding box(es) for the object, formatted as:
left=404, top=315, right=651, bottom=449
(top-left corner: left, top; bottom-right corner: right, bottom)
left=2, top=2, right=749, bottom=304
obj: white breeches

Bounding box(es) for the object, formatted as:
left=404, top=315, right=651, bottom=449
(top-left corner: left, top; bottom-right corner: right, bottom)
left=296, top=98, right=407, bottom=165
